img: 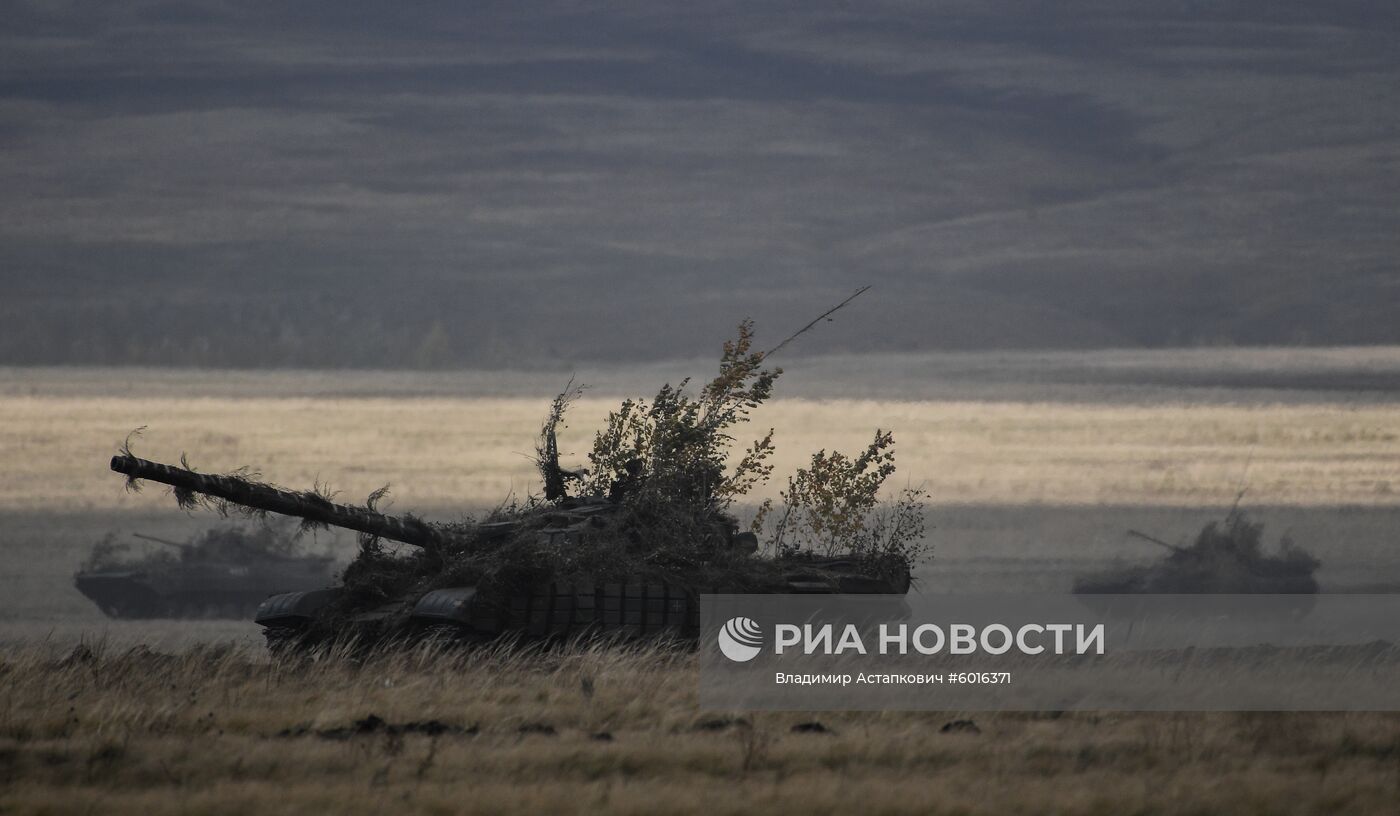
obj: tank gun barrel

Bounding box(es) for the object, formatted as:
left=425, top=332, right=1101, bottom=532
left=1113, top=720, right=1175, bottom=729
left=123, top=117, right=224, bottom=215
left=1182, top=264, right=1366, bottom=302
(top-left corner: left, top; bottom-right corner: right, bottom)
left=1126, top=528, right=1188, bottom=555
left=130, top=532, right=186, bottom=549
left=111, top=454, right=440, bottom=548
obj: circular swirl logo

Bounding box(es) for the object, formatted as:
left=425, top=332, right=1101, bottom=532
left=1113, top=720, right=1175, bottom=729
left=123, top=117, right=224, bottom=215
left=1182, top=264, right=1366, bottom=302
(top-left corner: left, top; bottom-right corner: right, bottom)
left=717, top=616, right=764, bottom=662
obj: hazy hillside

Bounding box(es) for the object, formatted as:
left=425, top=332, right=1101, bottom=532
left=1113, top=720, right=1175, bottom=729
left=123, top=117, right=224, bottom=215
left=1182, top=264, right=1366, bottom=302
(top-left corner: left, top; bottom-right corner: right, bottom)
left=3, top=1, right=1397, bottom=367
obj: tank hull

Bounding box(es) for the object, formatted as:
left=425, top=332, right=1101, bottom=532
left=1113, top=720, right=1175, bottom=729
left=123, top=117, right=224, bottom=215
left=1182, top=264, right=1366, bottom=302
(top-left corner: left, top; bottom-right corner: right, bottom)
left=76, top=556, right=337, bottom=619
left=255, top=568, right=909, bottom=651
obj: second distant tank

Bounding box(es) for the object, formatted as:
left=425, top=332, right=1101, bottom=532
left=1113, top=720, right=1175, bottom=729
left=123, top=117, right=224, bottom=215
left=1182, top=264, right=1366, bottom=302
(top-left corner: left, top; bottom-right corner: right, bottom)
left=74, top=524, right=338, bottom=619
left=1073, top=509, right=1320, bottom=595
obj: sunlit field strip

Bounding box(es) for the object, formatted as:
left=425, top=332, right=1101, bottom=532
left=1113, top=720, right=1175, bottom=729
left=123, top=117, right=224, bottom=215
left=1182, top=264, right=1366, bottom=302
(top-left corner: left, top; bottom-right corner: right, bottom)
left=5, top=395, right=1400, bottom=512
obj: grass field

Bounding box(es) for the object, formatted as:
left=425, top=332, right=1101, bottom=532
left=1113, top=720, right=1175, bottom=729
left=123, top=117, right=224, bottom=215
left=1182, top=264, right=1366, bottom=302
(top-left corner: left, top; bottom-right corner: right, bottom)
left=3, top=642, right=1400, bottom=815
left=4, top=355, right=1400, bottom=813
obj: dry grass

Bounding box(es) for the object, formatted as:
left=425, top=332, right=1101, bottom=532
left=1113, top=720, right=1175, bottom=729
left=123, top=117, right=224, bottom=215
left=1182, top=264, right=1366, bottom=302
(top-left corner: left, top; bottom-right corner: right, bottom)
left=5, top=395, right=1400, bottom=513
left=2, top=642, right=1399, bottom=815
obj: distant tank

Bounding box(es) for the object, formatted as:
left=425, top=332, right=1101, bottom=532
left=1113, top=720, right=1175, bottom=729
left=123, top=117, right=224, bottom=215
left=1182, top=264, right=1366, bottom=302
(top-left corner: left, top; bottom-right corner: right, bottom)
left=1073, top=510, right=1320, bottom=595
left=74, top=523, right=338, bottom=619
left=110, top=454, right=911, bottom=651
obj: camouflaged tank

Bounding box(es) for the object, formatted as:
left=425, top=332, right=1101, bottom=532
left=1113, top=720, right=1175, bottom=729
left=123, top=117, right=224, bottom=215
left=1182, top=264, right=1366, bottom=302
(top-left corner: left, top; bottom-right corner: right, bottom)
left=74, top=525, right=336, bottom=619
left=111, top=454, right=910, bottom=651
left=1073, top=511, right=1320, bottom=595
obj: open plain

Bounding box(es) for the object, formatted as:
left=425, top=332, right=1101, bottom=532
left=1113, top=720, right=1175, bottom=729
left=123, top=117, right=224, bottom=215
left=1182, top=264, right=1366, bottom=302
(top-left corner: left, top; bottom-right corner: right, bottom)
left=4, top=350, right=1400, bottom=813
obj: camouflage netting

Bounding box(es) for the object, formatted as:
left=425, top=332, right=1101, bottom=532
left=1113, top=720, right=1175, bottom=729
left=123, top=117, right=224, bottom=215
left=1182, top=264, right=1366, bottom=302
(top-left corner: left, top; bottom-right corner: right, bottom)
left=121, top=316, right=932, bottom=636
